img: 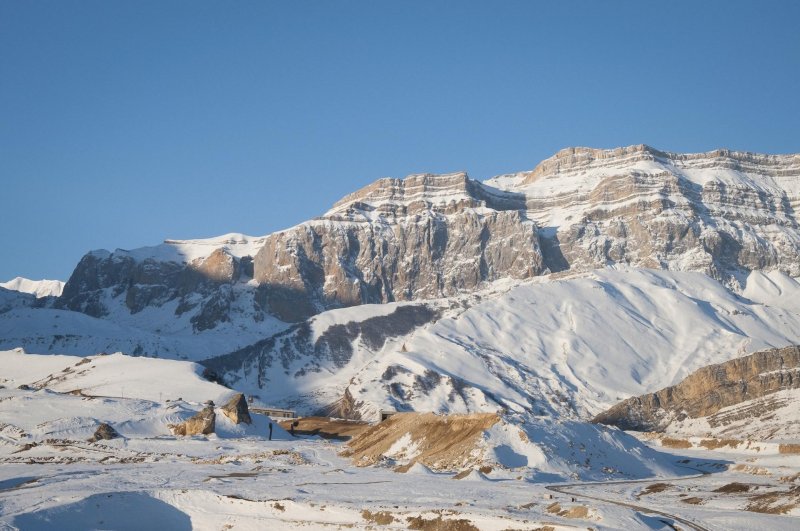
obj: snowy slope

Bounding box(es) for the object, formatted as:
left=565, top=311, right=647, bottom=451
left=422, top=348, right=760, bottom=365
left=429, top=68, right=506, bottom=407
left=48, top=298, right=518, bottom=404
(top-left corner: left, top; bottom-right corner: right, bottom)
left=0, top=286, right=34, bottom=314
left=206, top=267, right=800, bottom=421
left=0, top=303, right=288, bottom=361
left=0, top=348, right=233, bottom=404
left=0, top=277, right=64, bottom=298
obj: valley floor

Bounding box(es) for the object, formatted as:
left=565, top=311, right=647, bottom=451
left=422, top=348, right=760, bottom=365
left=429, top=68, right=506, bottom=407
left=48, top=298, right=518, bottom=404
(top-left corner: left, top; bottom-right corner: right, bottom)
left=1, top=429, right=799, bottom=530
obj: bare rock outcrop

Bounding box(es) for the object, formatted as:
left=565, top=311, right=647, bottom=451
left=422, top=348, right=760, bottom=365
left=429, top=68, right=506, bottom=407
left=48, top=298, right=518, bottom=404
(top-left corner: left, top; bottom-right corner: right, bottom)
left=169, top=403, right=216, bottom=436
left=500, top=145, right=800, bottom=283
left=252, top=174, right=543, bottom=321
left=88, top=422, right=120, bottom=442
left=52, top=145, right=800, bottom=334
left=220, top=393, right=252, bottom=425
left=593, top=345, right=800, bottom=431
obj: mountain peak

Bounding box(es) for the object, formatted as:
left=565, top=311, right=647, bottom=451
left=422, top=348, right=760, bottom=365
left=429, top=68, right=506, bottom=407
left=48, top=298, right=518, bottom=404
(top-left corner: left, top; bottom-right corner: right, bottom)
left=0, top=277, right=64, bottom=298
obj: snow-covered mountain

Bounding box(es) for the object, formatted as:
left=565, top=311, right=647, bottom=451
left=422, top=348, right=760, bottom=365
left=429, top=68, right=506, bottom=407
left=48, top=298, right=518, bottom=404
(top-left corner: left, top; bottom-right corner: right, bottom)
left=2, top=145, right=799, bottom=424
left=50, top=145, right=800, bottom=332
left=203, top=267, right=800, bottom=421
left=0, top=277, right=64, bottom=298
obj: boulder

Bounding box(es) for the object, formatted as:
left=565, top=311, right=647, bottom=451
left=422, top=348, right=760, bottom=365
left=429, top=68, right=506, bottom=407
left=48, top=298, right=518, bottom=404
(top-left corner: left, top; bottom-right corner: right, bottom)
left=169, top=404, right=216, bottom=436
left=89, top=422, right=120, bottom=442
left=220, top=393, right=252, bottom=425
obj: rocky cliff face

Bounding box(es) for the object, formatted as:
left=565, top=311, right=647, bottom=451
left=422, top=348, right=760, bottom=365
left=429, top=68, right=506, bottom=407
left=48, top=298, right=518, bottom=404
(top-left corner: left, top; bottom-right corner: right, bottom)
left=57, top=173, right=544, bottom=326
left=52, top=146, right=800, bottom=335
left=252, top=174, right=542, bottom=321
left=490, top=145, right=800, bottom=284
left=592, top=345, right=800, bottom=432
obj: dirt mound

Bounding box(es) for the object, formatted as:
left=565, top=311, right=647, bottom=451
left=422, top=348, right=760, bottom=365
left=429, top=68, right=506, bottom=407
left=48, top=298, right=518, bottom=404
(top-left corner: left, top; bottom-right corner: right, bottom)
left=714, top=482, right=751, bottom=493
left=341, top=412, right=501, bottom=471
left=279, top=416, right=370, bottom=440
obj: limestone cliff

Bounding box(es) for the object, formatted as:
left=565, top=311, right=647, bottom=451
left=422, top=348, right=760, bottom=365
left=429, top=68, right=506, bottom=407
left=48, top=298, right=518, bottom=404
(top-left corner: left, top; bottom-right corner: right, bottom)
left=592, top=345, right=800, bottom=432
left=52, top=145, right=800, bottom=336
left=491, top=145, right=800, bottom=283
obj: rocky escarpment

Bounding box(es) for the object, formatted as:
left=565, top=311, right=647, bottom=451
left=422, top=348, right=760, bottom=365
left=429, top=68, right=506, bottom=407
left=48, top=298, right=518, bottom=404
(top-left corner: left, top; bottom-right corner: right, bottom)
left=252, top=173, right=543, bottom=321
left=57, top=245, right=256, bottom=326
left=592, top=345, right=800, bottom=432
left=55, top=174, right=543, bottom=326
left=46, top=145, right=800, bottom=336
left=495, top=145, right=800, bottom=284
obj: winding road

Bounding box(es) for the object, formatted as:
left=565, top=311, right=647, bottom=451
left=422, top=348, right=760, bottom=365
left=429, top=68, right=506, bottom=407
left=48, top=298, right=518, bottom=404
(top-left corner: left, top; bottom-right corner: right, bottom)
left=545, top=468, right=711, bottom=531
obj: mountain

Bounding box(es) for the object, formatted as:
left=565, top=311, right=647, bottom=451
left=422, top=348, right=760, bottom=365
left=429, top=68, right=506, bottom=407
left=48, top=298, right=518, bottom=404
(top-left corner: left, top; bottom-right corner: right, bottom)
left=488, top=145, right=800, bottom=282
left=203, top=267, right=800, bottom=421
left=3, top=144, right=800, bottom=489
left=0, top=277, right=64, bottom=298
left=52, top=145, right=800, bottom=334
left=2, top=145, right=799, bottom=420
left=592, top=345, right=800, bottom=441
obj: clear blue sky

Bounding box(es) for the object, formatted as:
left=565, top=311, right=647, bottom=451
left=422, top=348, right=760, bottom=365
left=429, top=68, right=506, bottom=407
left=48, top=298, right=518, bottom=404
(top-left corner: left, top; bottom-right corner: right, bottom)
left=2, top=1, right=799, bottom=282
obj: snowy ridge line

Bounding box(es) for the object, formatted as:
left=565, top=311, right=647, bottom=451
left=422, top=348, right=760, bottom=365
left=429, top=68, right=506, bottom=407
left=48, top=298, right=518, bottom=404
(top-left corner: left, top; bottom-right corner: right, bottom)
left=0, top=277, right=64, bottom=298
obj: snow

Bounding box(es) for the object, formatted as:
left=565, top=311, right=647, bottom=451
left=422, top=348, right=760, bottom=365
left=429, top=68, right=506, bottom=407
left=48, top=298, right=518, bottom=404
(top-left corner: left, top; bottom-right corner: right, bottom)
left=97, top=233, right=269, bottom=266
left=482, top=422, right=547, bottom=469
left=0, top=299, right=288, bottom=362
left=0, top=277, right=63, bottom=298
left=0, top=349, right=233, bottom=404
left=0, top=350, right=798, bottom=529
left=329, top=267, right=800, bottom=421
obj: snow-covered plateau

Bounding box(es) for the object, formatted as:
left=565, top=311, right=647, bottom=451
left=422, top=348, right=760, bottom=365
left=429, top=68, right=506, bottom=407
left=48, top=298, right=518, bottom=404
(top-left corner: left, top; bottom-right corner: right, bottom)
left=2, top=145, right=800, bottom=529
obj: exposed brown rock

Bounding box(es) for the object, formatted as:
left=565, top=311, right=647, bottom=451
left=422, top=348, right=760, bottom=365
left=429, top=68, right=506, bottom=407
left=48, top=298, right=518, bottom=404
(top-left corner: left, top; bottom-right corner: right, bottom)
left=277, top=416, right=370, bottom=440
left=88, top=422, right=120, bottom=442
left=219, top=393, right=252, bottom=425
left=253, top=207, right=543, bottom=321
left=56, top=146, right=800, bottom=334
left=593, top=345, right=800, bottom=431
left=341, top=412, right=500, bottom=471
left=170, top=404, right=216, bottom=436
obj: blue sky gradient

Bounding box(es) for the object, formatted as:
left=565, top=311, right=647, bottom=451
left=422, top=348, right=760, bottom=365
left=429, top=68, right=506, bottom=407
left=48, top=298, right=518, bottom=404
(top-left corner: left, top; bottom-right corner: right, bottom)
left=2, top=1, right=799, bottom=281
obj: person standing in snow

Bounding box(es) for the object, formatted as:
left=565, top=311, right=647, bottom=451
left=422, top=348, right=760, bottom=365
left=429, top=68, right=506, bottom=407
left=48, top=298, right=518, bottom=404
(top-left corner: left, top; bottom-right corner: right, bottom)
left=268, top=421, right=273, bottom=441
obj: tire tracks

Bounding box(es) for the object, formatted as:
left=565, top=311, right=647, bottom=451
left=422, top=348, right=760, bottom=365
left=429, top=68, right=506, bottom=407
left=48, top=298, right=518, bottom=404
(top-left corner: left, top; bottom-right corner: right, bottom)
left=545, top=466, right=711, bottom=531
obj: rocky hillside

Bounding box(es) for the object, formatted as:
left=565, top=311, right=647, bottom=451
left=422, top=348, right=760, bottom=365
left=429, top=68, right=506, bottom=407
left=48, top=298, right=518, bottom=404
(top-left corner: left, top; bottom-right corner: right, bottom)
left=490, top=145, right=800, bottom=282
left=200, top=268, right=800, bottom=422
left=593, top=345, right=800, bottom=434
left=48, top=145, right=800, bottom=335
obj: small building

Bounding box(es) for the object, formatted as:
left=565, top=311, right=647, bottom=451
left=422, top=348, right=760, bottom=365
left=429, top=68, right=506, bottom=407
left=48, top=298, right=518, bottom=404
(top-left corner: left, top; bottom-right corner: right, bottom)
left=251, top=407, right=296, bottom=420
left=380, top=410, right=397, bottom=422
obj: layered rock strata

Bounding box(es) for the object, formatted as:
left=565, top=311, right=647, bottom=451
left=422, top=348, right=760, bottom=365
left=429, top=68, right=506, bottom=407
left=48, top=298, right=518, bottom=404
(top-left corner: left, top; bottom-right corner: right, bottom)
left=53, top=146, right=800, bottom=332
left=592, top=345, right=800, bottom=431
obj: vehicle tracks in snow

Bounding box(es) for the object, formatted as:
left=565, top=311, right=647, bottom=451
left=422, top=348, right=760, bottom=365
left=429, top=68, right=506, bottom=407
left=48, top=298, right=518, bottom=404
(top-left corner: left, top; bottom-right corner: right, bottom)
left=545, top=466, right=711, bottom=531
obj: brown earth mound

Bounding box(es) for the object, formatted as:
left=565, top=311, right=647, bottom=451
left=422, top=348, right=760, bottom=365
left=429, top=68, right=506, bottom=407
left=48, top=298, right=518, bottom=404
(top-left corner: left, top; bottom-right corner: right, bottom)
left=341, top=412, right=500, bottom=471
left=279, top=416, right=371, bottom=440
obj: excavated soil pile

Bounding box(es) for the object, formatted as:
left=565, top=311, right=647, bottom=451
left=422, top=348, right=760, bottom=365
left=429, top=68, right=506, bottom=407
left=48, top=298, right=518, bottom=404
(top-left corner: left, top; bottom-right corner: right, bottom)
left=341, top=412, right=500, bottom=471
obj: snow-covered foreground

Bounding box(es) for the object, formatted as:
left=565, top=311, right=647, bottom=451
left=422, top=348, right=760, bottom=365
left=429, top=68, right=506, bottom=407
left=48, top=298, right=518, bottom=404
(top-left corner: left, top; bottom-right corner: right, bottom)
left=1, top=409, right=798, bottom=530
left=0, top=350, right=799, bottom=529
